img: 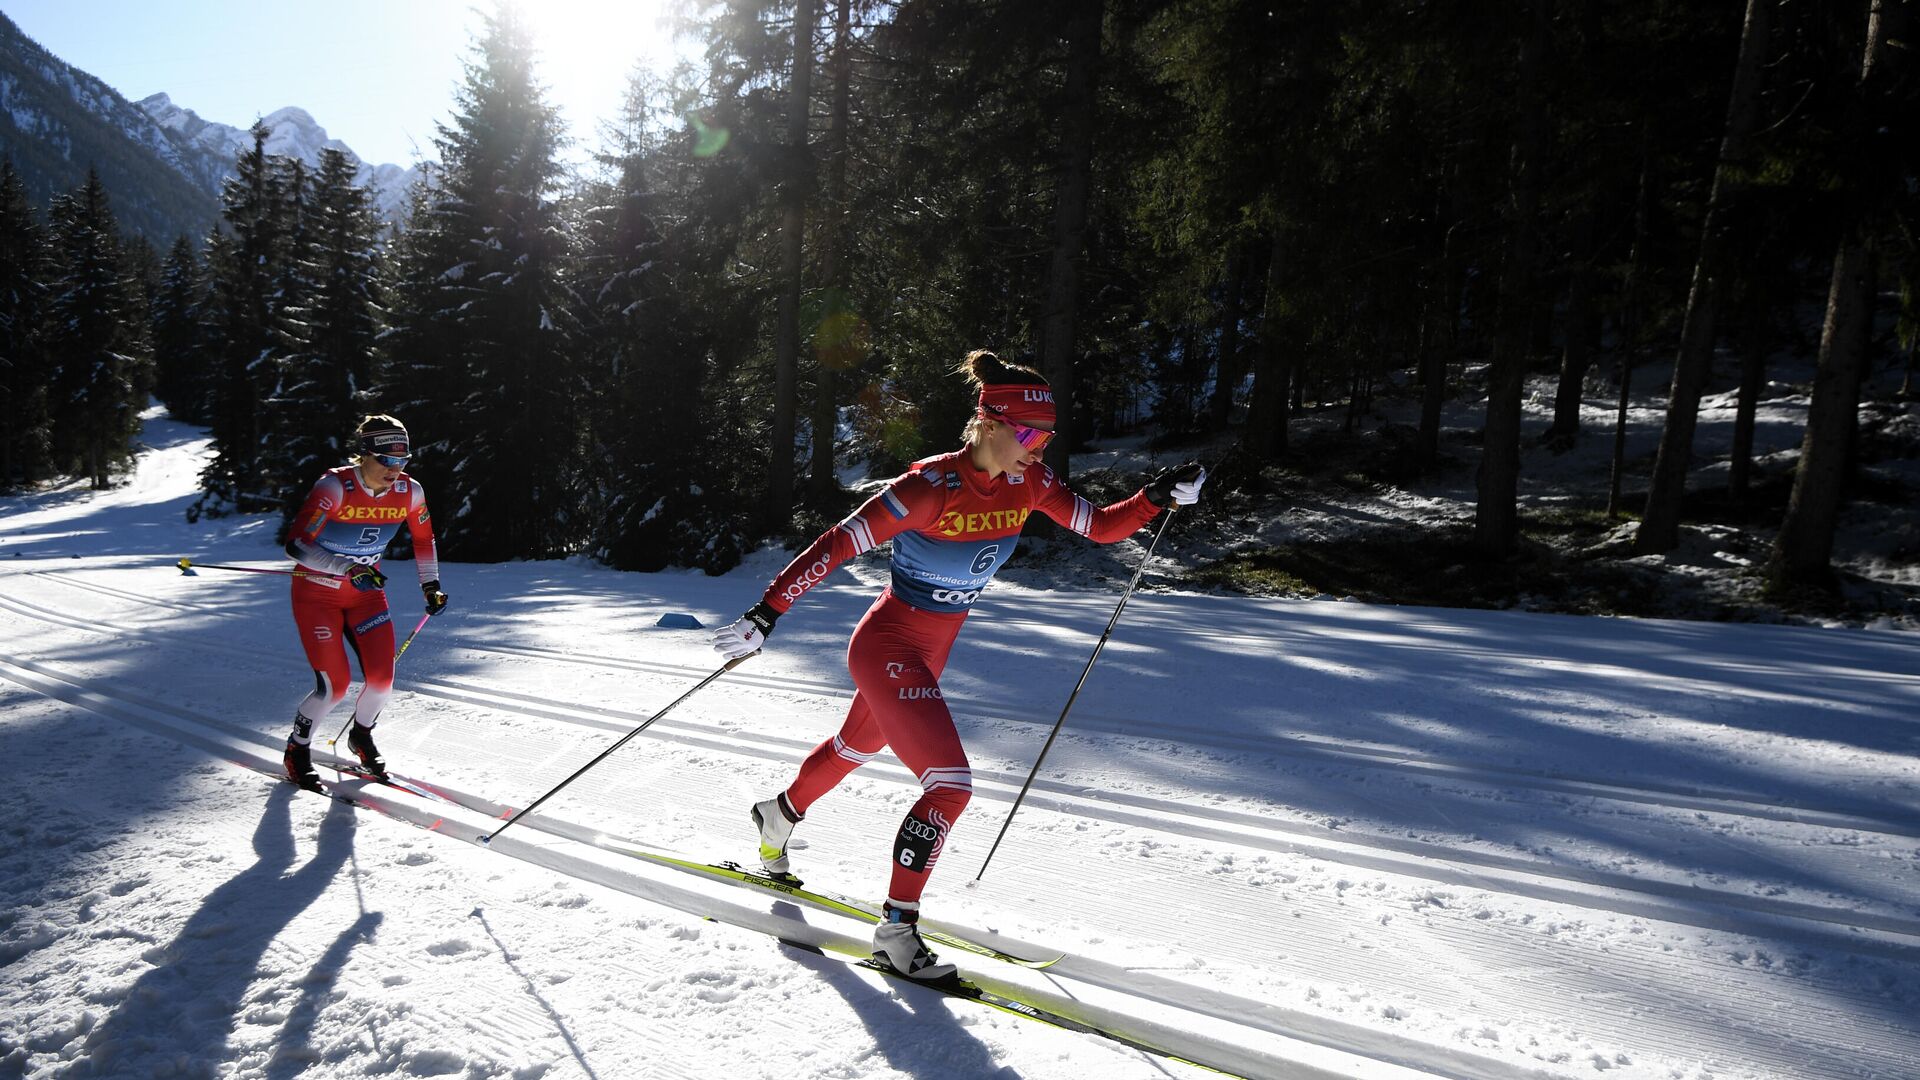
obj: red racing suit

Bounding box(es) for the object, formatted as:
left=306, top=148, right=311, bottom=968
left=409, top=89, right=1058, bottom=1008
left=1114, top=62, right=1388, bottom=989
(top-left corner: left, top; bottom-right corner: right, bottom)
left=759, top=448, right=1160, bottom=906
left=282, top=465, right=440, bottom=739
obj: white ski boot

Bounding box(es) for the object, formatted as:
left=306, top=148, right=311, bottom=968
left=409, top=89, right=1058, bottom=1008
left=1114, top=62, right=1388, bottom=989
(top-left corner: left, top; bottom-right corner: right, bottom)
left=751, top=793, right=801, bottom=876
left=871, top=902, right=956, bottom=982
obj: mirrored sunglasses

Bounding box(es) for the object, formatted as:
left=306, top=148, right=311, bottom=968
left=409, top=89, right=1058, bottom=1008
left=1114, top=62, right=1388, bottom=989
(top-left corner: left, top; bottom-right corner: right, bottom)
left=373, top=453, right=410, bottom=468
left=1007, top=420, right=1054, bottom=452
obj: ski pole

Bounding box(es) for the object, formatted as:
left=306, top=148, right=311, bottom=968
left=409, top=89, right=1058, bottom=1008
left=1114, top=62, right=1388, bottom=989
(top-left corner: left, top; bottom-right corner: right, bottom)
left=972, top=506, right=1177, bottom=884
left=329, top=612, right=435, bottom=749
left=176, top=556, right=339, bottom=580
left=479, top=652, right=758, bottom=846
left=395, top=611, right=433, bottom=661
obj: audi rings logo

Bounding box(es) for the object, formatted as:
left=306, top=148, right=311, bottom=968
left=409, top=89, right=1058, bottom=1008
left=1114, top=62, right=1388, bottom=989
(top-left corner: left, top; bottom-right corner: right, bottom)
left=901, top=818, right=941, bottom=842
left=780, top=552, right=834, bottom=602
left=929, top=588, right=982, bottom=605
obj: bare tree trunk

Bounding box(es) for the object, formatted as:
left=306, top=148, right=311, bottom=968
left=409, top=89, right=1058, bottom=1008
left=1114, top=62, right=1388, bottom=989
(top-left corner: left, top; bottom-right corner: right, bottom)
left=1038, top=0, right=1102, bottom=485
left=1242, top=227, right=1291, bottom=458
left=1206, top=247, right=1249, bottom=433
left=1608, top=126, right=1653, bottom=520
left=1473, top=0, right=1550, bottom=559
left=1727, top=285, right=1768, bottom=503
left=808, top=0, right=851, bottom=500
left=1547, top=203, right=1597, bottom=445
left=1634, top=0, right=1773, bottom=553
left=768, top=0, right=815, bottom=527
left=1769, top=0, right=1893, bottom=588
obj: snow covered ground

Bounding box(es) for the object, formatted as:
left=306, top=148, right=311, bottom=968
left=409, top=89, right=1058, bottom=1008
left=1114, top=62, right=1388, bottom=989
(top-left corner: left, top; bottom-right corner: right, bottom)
left=2, top=407, right=1918, bottom=1079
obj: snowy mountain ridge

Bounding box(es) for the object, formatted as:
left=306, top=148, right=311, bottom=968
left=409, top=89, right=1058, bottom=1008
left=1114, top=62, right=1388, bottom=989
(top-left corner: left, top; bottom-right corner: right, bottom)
left=0, top=11, right=420, bottom=241
left=137, top=92, right=422, bottom=223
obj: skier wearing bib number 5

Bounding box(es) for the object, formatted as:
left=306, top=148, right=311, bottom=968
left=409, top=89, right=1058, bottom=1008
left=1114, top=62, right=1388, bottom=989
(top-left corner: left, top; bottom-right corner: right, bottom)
left=280, top=415, right=449, bottom=791
left=712, top=350, right=1205, bottom=980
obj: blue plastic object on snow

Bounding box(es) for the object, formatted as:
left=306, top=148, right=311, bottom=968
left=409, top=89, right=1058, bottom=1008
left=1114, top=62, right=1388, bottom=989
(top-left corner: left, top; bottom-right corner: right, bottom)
left=656, top=613, right=703, bottom=629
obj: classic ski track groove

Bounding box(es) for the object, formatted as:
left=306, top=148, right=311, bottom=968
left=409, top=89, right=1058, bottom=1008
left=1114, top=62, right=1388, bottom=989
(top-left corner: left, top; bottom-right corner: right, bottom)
left=5, top=585, right=1920, bottom=962
left=0, top=649, right=1497, bottom=1080
left=21, top=569, right=1920, bottom=838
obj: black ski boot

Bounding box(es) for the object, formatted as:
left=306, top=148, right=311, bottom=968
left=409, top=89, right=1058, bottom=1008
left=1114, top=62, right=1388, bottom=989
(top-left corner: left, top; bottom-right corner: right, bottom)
left=347, top=722, right=388, bottom=780
left=284, top=738, right=323, bottom=792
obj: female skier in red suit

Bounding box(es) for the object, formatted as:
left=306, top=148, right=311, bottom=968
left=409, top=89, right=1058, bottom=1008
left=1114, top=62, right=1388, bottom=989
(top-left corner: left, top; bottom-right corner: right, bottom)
left=712, top=351, right=1205, bottom=980
left=281, top=415, right=448, bottom=790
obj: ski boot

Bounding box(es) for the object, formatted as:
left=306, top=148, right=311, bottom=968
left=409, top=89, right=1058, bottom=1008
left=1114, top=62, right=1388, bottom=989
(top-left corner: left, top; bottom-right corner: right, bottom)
left=284, top=738, right=324, bottom=793
left=751, top=793, right=802, bottom=881
left=347, top=722, right=388, bottom=781
left=872, top=902, right=956, bottom=982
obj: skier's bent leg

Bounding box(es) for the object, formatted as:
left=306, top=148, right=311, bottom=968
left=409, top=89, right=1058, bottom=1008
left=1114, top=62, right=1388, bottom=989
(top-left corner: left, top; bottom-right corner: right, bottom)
left=783, top=693, right=885, bottom=815
left=884, top=764, right=972, bottom=907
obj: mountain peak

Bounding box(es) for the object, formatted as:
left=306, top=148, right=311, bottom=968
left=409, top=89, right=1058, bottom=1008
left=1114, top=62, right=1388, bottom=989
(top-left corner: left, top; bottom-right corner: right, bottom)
left=259, top=105, right=320, bottom=132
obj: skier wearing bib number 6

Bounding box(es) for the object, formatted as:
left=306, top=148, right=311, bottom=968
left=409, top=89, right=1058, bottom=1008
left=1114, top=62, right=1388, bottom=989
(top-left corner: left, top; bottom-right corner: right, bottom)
left=280, top=414, right=449, bottom=791
left=712, top=350, right=1206, bottom=980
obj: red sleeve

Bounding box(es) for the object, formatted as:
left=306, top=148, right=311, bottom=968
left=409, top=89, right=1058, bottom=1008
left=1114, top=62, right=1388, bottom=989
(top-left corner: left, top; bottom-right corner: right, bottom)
left=284, top=474, right=352, bottom=575
left=761, top=472, right=944, bottom=614
left=1027, top=464, right=1161, bottom=543
left=407, top=479, right=440, bottom=584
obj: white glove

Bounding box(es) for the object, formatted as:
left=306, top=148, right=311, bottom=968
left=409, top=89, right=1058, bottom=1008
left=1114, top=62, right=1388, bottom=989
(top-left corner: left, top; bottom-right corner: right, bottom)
left=1146, top=462, right=1207, bottom=507
left=712, top=602, right=778, bottom=661
left=1170, top=466, right=1207, bottom=506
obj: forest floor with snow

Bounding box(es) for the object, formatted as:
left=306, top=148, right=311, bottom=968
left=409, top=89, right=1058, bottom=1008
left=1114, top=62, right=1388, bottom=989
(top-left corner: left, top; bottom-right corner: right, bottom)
left=1004, top=353, right=1919, bottom=634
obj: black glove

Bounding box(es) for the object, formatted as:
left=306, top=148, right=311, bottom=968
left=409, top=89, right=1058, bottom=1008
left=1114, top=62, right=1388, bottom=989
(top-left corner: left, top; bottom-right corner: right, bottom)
left=1144, top=462, right=1207, bottom=508
left=422, top=580, right=448, bottom=616
left=347, top=564, right=388, bottom=592
left=713, top=601, right=780, bottom=660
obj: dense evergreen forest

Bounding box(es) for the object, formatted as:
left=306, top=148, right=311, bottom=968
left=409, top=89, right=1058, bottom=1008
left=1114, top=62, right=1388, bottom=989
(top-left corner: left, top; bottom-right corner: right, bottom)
left=1, top=1, right=1914, bottom=610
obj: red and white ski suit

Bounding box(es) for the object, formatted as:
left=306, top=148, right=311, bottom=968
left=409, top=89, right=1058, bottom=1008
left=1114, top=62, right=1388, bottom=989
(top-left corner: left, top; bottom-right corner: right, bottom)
left=283, top=465, right=440, bottom=739
left=759, top=449, right=1160, bottom=905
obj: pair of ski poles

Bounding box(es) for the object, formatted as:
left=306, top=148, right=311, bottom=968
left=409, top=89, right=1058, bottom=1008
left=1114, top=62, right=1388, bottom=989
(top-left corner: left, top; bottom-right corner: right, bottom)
left=175, top=557, right=436, bottom=748
left=476, top=506, right=1181, bottom=883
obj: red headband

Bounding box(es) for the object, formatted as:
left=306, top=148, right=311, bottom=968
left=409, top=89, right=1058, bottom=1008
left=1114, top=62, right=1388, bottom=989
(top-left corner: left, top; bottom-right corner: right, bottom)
left=978, top=383, right=1055, bottom=428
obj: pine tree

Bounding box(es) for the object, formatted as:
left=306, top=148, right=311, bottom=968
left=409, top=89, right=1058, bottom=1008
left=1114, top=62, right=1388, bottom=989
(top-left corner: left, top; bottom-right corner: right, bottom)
left=384, top=6, right=586, bottom=561
left=45, top=168, right=150, bottom=489
left=268, top=148, right=383, bottom=526
left=200, top=124, right=294, bottom=512
left=150, top=235, right=207, bottom=424
left=576, top=82, right=728, bottom=571
left=0, top=157, right=54, bottom=489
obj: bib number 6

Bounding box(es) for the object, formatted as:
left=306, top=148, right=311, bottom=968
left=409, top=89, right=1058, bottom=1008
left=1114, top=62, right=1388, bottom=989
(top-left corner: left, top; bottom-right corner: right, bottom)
left=970, top=544, right=1000, bottom=575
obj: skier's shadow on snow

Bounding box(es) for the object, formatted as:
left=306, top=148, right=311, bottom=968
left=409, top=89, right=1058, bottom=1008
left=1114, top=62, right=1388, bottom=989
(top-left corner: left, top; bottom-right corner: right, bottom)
left=770, top=904, right=1021, bottom=1080
left=68, top=785, right=364, bottom=1079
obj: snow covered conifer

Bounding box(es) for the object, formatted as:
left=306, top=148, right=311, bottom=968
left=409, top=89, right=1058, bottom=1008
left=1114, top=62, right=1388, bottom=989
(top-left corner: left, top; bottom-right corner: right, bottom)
left=149, top=236, right=209, bottom=426
left=45, top=168, right=150, bottom=490
left=0, top=158, right=54, bottom=489
left=200, top=124, right=299, bottom=513
left=383, top=4, right=587, bottom=561
left=267, top=148, right=385, bottom=528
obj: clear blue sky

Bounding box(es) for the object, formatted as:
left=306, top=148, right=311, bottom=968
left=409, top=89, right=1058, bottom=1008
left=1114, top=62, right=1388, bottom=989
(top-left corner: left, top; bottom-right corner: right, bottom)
left=3, top=0, right=693, bottom=167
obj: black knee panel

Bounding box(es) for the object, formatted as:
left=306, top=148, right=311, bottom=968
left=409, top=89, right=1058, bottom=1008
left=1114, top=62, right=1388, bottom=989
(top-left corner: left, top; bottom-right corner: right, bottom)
left=894, top=812, right=941, bottom=873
